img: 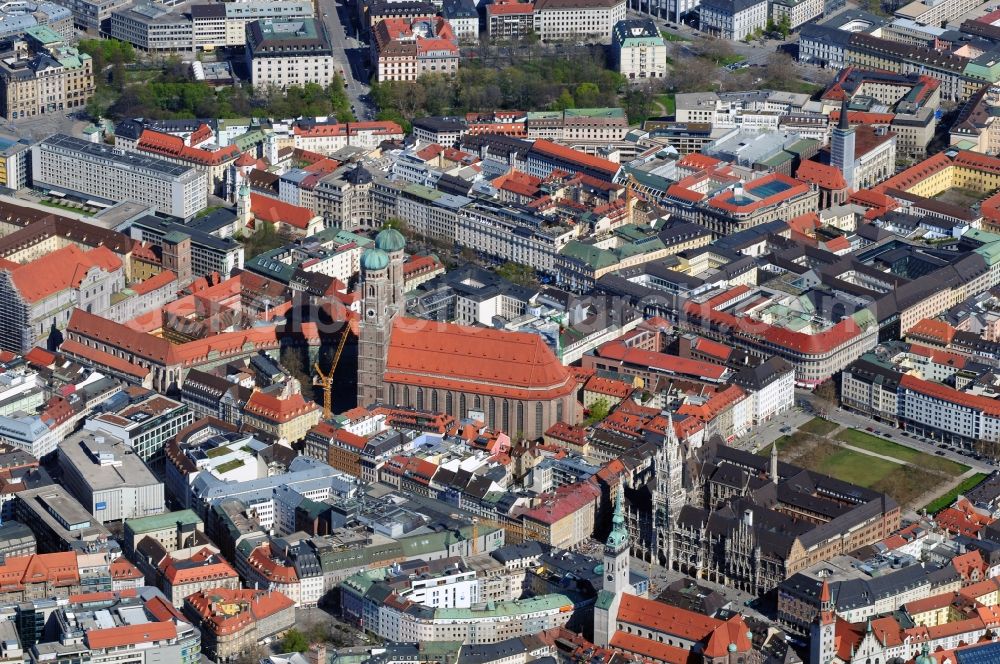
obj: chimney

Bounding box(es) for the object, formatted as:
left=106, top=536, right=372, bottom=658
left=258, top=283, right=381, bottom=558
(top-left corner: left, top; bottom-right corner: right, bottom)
left=307, top=644, right=326, bottom=664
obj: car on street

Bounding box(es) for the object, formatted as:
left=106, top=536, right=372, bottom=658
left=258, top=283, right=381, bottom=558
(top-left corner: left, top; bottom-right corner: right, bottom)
left=936, top=451, right=946, bottom=455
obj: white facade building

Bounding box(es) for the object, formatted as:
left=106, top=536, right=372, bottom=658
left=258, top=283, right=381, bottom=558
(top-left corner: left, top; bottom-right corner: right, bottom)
left=31, top=134, right=206, bottom=219
left=699, top=0, right=768, bottom=40
left=611, top=18, right=667, bottom=80
left=246, top=18, right=335, bottom=90
left=532, top=0, right=626, bottom=43
left=57, top=430, right=165, bottom=523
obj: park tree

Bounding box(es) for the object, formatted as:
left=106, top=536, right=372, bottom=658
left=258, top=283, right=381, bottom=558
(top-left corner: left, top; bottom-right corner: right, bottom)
left=496, top=262, right=536, bottom=287
left=281, top=629, right=309, bottom=653
left=586, top=398, right=611, bottom=425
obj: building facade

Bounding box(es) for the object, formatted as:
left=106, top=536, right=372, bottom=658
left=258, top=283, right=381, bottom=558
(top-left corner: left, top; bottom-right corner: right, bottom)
left=246, top=18, right=335, bottom=89
left=31, top=134, right=207, bottom=219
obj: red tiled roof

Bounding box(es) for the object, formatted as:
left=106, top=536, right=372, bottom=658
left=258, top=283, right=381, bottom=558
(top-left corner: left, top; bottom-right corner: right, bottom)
left=901, top=373, right=1000, bottom=418
left=137, top=129, right=238, bottom=166
left=829, top=111, right=895, bottom=126
left=0, top=553, right=79, bottom=592
left=86, top=622, right=177, bottom=650
left=487, top=1, right=533, bottom=13
left=59, top=339, right=150, bottom=379
left=384, top=317, right=576, bottom=401
left=530, top=140, right=619, bottom=176
left=617, top=594, right=722, bottom=641
left=907, top=318, right=956, bottom=345
left=292, top=121, right=403, bottom=138
left=244, top=389, right=319, bottom=423
left=109, top=559, right=143, bottom=580
left=796, top=160, right=847, bottom=190
left=692, top=336, right=732, bottom=361
left=250, top=194, right=316, bottom=230
left=308, top=421, right=368, bottom=450
left=519, top=480, right=599, bottom=526
left=610, top=631, right=692, bottom=664
left=130, top=270, right=176, bottom=296
left=8, top=245, right=121, bottom=303
left=908, top=343, right=967, bottom=369
left=545, top=421, right=587, bottom=446
left=584, top=375, right=633, bottom=399
left=184, top=587, right=294, bottom=637
left=704, top=616, right=755, bottom=657
left=708, top=173, right=810, bottom=214
left=677, top=385, right=746, bottom=423
left=24, top=347, right=56, bottom=368
left=874, top=152, right=952, bottom=194
left=678, top=153, right=725, bottom=170
left=160, top=548, right=238, bottom=586
left=596, top=342, right=727, bottom=380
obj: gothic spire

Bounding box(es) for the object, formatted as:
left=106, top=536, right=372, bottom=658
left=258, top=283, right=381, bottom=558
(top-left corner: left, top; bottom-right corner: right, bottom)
left=838, top=98, right=850, bottom=131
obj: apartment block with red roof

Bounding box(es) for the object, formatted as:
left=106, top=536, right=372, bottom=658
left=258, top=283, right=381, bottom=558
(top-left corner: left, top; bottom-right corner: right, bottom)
left=242, top=382, right=321, bottom=444
left=487, top=0, right=534, bottom=37
left=29, top=589, right=200, bottom=664
left=134, top=126, right=239, bottom=194
left=518, top=479, right=600, bottom=549
left=680, top=172, right=820, bottom=236
left=0, top=244, right=125, bottom=353
left=681, top=285, right=879, bottom=387
left=291, top=120, right=405, bottom=154
left=371, top=16, right=459, bottom=82
left=184, top=587, right=295, bottom=663
left=303, top=421, right=368, bottom=476
left=158, top=546, right=240, bottom=608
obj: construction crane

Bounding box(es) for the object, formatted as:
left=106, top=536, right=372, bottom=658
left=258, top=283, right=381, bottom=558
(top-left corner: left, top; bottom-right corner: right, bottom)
left=313, top=323, right=352, bottom=420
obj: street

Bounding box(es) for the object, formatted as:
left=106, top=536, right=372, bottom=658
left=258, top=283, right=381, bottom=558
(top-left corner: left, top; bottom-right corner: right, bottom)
left=731, top=406, right=812, bottom=453
left=318, top=0, right=374, bottom=119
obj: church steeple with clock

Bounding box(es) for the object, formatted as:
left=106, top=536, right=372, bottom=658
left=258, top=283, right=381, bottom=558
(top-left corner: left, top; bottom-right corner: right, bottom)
left=594, top=482, right=631, bottom=647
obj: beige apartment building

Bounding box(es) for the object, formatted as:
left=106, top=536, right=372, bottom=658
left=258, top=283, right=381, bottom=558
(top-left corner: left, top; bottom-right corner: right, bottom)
left=0, top=28, right=93, bottom=120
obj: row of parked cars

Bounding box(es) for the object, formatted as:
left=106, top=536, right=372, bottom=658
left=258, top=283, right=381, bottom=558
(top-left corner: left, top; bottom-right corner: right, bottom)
left=864, top=425, right=986, bottom=461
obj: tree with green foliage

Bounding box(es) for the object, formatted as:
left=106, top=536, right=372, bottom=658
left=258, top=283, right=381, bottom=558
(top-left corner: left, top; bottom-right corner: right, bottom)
left=496, top=262, right=536, bottom=287
left=239, top=222, right=286, bottom=261
left=554, top=88, right=575, bottom=111
left=281, top=629, right=309, bottom=653
left=382, top=217, right=408, bottom=234
left=586, top=398, right=611, bottom=425
left=574, top=82, right=601, bottom=108
left=778, top=14, right=792, bottom=38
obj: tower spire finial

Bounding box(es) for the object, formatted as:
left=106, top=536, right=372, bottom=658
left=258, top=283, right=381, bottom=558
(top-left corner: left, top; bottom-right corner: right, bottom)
left=605, top=481, right=629, bottom=552
left=838, top=99, right=850, bottom=131
left=771, top=441, right=779, bottom=485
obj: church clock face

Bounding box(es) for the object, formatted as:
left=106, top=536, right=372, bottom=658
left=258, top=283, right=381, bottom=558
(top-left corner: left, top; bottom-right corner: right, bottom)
left=366, top=308, right=376, bottom=320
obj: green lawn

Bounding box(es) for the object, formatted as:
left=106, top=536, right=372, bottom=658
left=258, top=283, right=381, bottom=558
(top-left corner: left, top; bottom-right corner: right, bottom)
left=787, top=80, right=824, bottom=96
left=812, top=447, right=902, bottom=488
left=922, top=473, right=990, bottom=515
left=800, top=417, right=838, bottom=437
left=660, top=31, right=690, bottom=41
left=835, top=429, right=969, bottom=475
left=654, top=94, right=675, bottom=116
left=717, top=55, right=744, bottom=66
